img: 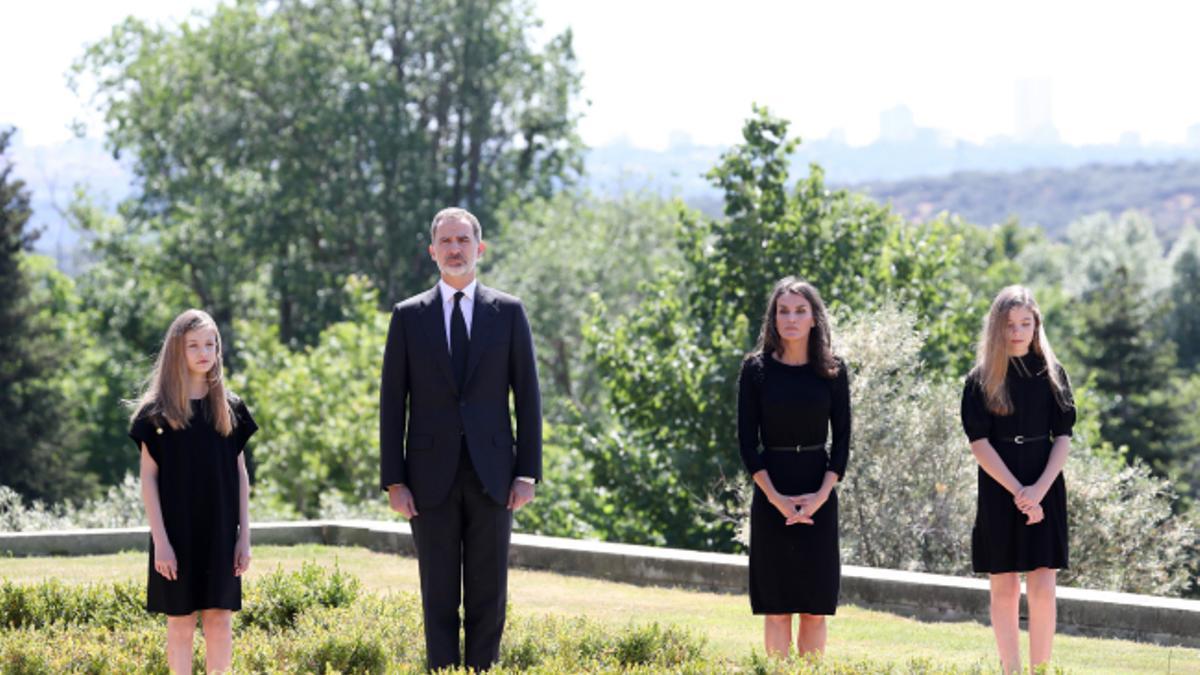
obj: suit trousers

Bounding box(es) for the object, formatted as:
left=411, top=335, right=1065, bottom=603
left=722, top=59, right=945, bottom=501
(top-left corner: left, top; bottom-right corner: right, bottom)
left=410, top=443, right=513, bottom=671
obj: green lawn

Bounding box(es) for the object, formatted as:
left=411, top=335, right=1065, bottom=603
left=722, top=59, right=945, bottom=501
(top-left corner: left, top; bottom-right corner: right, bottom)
left=3, top=544, right=1197, bottom=674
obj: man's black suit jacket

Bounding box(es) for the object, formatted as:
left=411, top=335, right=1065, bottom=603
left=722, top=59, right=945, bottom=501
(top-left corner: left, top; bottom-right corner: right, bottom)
left=379, top=283, right=542, bottom=508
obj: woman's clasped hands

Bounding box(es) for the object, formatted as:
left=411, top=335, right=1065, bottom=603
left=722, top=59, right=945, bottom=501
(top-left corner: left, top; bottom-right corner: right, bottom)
left=770, top=490, right=829, bottom=526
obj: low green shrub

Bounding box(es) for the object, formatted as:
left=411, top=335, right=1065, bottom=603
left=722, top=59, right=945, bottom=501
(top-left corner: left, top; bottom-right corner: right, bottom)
left=0, top=566, right=713, bottom=673
left=237, top=561, right=361, bottom=632
left=0, top=578, right=145, bottom=630
left=0, top=565, right=1089, bottom=673
left=612, top=623, right=702, bottom=668
left=493, top=614, right=706, bottom=672
left=0, top=624, right=169, bottom=674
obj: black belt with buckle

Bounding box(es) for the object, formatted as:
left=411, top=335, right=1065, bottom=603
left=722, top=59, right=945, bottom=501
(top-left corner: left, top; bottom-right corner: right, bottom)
left=998, top=434, right=1049, bottom=445
left=766, top=443, right=827, bottom=453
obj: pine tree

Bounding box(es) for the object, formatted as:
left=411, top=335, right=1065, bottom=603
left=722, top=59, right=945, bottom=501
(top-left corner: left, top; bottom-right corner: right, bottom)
left=1076, top=264, right=1185, bottom=473
left=0, top=128, right=85, bottom=502
left=1168, top=243, right=1200, bottom=372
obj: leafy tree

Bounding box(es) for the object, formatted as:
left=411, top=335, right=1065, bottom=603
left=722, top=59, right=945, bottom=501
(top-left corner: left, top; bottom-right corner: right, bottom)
left=0, top=128, right=90, bottom=502
left=74, top=0, right=582, bottom=348
left=484, top=190, right=687, bottom=420
left=1059, top=211, right=1170, bottom=301
left=958, top=218, right=1038, bottom=295
left=230, top=276, right=388, bottom=516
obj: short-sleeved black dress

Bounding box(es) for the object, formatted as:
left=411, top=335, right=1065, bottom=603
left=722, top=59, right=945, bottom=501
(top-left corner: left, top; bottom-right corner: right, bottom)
left=961, top=352, right=1074, bottom=574
left=129, top=395, right=258, bottom=616
left=737, top=355, right=851, bottom=615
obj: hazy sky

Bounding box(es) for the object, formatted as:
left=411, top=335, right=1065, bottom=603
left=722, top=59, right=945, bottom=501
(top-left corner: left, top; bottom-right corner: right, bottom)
left=5, top=0, right=1200, bottom=150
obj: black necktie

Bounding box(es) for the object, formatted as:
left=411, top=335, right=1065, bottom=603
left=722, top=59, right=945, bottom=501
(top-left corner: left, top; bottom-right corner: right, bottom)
left=450, top=291, right=469, bottom=391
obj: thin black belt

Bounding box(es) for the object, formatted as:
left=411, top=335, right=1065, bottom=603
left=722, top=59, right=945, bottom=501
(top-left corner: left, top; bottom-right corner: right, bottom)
left=766, top=444, right=827, bottom=453
left=996, top=434, right=1049, bottom=445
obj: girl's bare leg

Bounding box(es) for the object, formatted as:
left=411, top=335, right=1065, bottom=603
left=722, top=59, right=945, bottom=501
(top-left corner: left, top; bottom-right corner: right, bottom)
left=1026, top=567, right=1057, bottom=670
left=166, top=614, right=196, bottom=674
left=989, top=573, right=1022, bottom=674
left=200, top=609, right=234, bottom=673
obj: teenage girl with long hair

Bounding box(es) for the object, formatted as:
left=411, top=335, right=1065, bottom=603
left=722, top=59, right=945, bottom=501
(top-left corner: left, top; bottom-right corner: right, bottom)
left=130, top=309, right=257, bottom=673
left=962, top=286, right=1075, bottom=674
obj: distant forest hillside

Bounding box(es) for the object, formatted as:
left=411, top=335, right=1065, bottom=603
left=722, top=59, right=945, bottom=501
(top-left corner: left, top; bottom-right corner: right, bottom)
left=856, top=160, right=1200, bottom=240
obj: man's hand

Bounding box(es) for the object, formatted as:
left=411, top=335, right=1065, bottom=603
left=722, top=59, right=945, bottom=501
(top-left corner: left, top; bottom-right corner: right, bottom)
left=508, top=479, right=535, bottom=511
left=388, top=483, right=418, bottom=519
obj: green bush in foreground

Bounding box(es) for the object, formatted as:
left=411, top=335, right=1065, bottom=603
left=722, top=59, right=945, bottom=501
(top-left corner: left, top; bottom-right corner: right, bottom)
left=238, top=561, right=361, bottom=631
left=1, top=565, right=1071, bottom=673
left=0, top=578, right=145, bottom=630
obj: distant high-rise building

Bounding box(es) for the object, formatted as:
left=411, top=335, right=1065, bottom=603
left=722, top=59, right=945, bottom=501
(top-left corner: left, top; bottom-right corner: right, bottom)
left=1016, top=79, right=1059, bottom=144
left=879, top=105, right=916, bottom=142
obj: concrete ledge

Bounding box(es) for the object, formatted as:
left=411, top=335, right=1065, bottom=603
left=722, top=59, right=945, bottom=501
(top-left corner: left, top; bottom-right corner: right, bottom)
left=1057, top=585, right=1200, bottom=646
left=321, top=520, right=416, bottom=557
left=509, top=531, right=748, bottom=594
left=0, top=521, right=329, bottom=558
left=0, top=527, right=148, bottom=557
left=841, top=565, right=992, bottom=624
left=2, top=521, right=1197, bottom=648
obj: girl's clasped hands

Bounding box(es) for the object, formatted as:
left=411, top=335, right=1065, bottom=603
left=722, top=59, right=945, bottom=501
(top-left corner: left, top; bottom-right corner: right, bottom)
left=1014, top=485, right=1046, bottom=525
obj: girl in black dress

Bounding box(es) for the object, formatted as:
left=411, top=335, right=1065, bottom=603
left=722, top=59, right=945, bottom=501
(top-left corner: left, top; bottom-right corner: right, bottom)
left=961, top=286, right=1074, bottom=675
left=129, top=309, right=257, bottom=674
left=737, top=277, right=850, bottom=658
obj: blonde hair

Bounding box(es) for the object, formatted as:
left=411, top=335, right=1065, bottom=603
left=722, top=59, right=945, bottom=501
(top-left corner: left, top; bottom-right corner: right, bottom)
left=971, top=285, right=1072, bottom=416
left=130, top=309, right=236, bottom=436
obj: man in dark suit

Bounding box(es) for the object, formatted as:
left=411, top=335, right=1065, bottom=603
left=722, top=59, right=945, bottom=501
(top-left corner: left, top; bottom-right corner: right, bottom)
left=379, top=207, right=541, bottom=671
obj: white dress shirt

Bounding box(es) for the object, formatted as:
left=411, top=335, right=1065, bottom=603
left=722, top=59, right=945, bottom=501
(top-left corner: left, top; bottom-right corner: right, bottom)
left=436, top=279, right=534, bottom=485
left=437, top=278, right=476, bottom=353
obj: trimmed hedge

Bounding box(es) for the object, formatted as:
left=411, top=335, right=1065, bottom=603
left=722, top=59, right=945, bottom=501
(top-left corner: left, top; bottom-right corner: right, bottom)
left=0, top=564, right=1051, bottom=673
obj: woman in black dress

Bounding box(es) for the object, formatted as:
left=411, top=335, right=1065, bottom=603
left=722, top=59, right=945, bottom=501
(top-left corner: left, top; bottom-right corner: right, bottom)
left=961, top=286, right=1074, bottom=675
left=129, top=309, right=257, bottom=674
left=737, top=277, right=850, bottom=658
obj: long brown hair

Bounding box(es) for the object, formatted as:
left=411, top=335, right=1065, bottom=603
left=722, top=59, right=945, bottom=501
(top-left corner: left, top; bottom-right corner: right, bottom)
left=130, top=309, right=236, bottom=436
left=971, top=285, right=1072, bottom=416
left=747, top=277, right=839, bottom=379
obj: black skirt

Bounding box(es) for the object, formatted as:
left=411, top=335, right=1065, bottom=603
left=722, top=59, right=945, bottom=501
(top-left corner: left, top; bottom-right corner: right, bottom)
left=972, top=437, right=1069, bottom=574
left=748, top=449, right=840, bottom=615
